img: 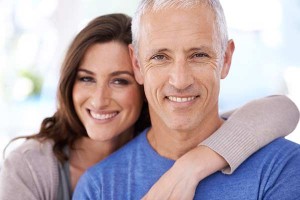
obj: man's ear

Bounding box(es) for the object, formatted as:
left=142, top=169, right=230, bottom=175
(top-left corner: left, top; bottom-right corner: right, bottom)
left=221, top=39, right=235, bottom=79
left=129, top=44, right=144, bottom=85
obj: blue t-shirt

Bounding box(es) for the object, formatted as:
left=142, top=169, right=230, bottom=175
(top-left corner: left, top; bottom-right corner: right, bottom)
left=73, top=128, right=300, bottom=200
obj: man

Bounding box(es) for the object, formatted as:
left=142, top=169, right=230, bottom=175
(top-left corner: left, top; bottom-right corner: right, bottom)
left=73, top=0, right=300, bottom=199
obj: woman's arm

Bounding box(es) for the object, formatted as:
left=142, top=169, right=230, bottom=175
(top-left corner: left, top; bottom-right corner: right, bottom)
left=142, top=95, right=299, bottom=200
left=202, top=95, right=299, bottom=173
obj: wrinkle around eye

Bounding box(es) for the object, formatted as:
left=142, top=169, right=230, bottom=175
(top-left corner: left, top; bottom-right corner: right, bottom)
left=190, top=59, right=219, bottom=70
left=147, top=53, right=171, bottom=68
left=143, top=61, right=154, bottom=73
left=144, top=59, right=170, bottom=72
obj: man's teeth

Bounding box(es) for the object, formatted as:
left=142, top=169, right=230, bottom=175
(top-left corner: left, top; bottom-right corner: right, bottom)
left=168, top=96, right=196, bottom=103
left=90, top=112, right=117, bottom=120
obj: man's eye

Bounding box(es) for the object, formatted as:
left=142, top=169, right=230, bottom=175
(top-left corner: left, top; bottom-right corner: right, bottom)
left=192, top=53, right=209, bottom=58
left=151, top=54, right=166, bottom=60
left=112, top=78, right=129, bottom=85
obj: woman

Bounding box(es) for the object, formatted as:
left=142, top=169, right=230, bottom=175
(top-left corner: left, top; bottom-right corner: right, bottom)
left=0, top=13, right=298, bottom=200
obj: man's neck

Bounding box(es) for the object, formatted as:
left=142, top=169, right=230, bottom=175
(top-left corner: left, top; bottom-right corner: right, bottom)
left=147, top=116, right=224, bottom=160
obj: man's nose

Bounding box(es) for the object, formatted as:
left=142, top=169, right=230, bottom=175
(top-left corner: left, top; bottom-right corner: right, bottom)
left=168, top=59, right=194, bottom=90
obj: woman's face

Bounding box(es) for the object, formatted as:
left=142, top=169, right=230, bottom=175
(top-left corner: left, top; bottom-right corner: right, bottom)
left=72, top=41, right=143, bottom=143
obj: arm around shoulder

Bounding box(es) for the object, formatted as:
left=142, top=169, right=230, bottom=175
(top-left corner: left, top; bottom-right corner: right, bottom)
left=142, top=95, right=299, bottom=200
left=201, top=95, right=299, bottom=173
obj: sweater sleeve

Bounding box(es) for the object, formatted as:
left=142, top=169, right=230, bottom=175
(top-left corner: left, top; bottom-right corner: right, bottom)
left=0, top=140, right=59, bottom=200
left=200, top=95, right=300, bottom=174
left=0, top=151, right=40, bottom=200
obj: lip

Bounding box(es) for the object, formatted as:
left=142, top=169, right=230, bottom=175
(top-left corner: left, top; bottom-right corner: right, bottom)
left=88, top=110, right=119, bottom=121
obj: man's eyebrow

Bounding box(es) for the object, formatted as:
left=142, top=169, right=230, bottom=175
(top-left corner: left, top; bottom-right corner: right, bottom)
left=187, top=46, right=214, bottom=53
left=155, top=48, right=169, bottom=52
left=146, top=48, right=171, bottom=56
left=147, top=47, right=215, bottom=55
left=148, top=48, right=170, bottom=54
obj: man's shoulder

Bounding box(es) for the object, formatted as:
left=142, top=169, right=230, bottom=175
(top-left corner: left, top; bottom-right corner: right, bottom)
left=196, top=138, right=300, bottom=199
left=251, top=138, right=300, bottom=198
left=260, top=137, right=299, bottom=155
left=240, top=137, right=300, bottom=171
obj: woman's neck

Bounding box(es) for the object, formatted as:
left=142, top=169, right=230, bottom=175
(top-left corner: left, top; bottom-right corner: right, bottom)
left=69, top=130, right=134, bottom=191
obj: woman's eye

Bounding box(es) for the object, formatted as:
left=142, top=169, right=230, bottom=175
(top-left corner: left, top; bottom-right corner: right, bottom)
left=112, top=78, right=129, bottom=85
left=78, top=76, right=94, bottom=83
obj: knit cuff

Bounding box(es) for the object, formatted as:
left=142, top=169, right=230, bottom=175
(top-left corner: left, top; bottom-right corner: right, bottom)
left=199, top=121, right=259, bottom=174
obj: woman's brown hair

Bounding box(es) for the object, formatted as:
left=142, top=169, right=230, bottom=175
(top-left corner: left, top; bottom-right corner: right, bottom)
left=7, top=13, right=150, bottom=162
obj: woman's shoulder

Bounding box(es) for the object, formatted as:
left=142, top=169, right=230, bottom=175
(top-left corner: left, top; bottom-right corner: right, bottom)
left=11, top=138, right=54, bottom=155
left=5, top=138, right=57, bottom=167
left=0, top=139, right=61, bottom=200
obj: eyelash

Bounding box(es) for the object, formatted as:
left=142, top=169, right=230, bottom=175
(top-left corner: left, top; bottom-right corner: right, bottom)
left=192, top=52, right=210, bottom=58
left=150, top=53, right=210, bottom=61
left=78, top=76, right=95, bottom=83
left=151, top=54, right=166, bottom=60
left=77, top=75, right=130, bottom=85
left=111, top=78, right=130, bottom=85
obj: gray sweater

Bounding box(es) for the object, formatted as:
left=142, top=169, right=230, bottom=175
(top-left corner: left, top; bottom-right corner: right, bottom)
left=0, top=95, right=299, bottom=200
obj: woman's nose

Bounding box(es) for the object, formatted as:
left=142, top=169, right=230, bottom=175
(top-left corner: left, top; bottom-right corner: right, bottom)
left=90, top=84, right=111, bottom=109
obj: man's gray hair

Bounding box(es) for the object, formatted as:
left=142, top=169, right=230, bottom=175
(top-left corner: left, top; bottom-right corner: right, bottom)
left=131, top=0, right=228, bottom=57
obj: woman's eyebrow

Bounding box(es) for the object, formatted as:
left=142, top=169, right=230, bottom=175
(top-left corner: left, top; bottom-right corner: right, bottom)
left=77, top=68, right=94, bottom=75
left=110, top=71, right=134, bottom=77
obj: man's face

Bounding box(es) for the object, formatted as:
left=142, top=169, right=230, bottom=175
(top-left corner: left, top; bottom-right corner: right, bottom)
left=132, top=5, right=234, bottom=133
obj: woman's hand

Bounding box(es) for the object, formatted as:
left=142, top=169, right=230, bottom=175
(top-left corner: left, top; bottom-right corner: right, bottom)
left=142, top=146, right=227, bottom=199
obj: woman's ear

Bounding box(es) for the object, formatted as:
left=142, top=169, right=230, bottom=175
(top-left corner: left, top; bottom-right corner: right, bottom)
left=129, top=44, right=144, bottom=85
left=221, top=39, right=235, bottom=79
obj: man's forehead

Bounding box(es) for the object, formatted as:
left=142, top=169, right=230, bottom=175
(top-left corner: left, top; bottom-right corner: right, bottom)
left=138, top=7, right=215, bottom=50
left=140, top=6, right=214, bottom=34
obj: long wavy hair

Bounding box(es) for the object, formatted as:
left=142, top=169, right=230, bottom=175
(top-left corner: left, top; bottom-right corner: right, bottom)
left=7, top=13, right=150, bottom=162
